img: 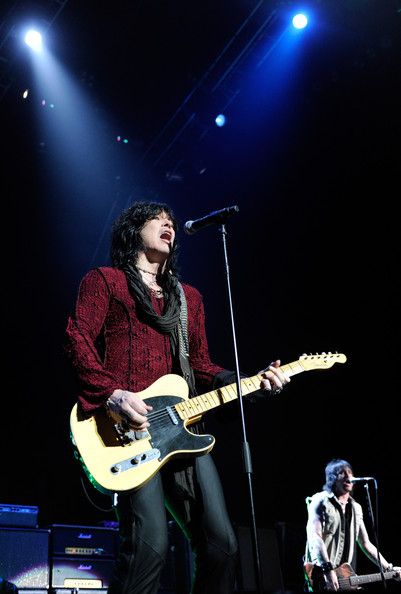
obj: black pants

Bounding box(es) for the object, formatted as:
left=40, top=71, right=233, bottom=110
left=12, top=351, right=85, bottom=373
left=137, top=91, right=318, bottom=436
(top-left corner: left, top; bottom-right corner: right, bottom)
left=108, top=454, right=238, bottom=594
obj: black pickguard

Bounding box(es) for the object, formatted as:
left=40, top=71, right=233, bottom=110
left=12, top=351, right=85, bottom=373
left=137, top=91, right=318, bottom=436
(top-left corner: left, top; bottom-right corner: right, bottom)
left=143, top=395, right=214, bottom=460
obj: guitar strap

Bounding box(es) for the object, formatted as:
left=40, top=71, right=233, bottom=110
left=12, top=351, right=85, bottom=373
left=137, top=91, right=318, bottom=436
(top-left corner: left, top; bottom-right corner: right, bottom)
left=304, top=496, right=314, bottom=592
left=177, top=282, right=197, bottom=397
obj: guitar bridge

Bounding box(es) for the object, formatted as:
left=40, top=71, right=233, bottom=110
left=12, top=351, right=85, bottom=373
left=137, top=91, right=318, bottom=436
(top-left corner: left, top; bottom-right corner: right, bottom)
left=114, top=422, right=150, bottom=444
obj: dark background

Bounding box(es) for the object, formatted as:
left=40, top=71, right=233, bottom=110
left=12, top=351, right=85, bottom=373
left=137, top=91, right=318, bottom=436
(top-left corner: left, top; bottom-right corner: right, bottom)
left=1, top=0, right=400, bottom=590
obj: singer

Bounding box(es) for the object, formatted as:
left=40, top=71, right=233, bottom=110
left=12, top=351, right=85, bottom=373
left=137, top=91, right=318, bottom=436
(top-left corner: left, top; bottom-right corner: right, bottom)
left=303, top=458, right=401, bottom=591
left=65, top=200, right=290, bottom=594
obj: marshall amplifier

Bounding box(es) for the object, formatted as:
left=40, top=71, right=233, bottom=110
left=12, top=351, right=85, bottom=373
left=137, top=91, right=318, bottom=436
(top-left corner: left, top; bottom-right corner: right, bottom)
left=50, top=524, right=118, bottom=557
left=0, top=527, right=50, bottom=588
left=51, top=556, right=115, bottom=589
left=0, top=503, right=39, bottom=528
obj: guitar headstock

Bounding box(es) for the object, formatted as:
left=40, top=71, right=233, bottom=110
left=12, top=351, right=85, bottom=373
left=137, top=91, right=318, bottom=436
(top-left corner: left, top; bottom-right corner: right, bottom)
left=299, top=352, right=347, bottom=370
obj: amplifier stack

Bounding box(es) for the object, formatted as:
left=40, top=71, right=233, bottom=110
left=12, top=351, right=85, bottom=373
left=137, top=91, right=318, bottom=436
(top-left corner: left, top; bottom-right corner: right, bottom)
left=50, top=523, right=118, bottom=592
left=0, top=505, right=192, bottom=593
left=0, top=504, right=117, bottom=593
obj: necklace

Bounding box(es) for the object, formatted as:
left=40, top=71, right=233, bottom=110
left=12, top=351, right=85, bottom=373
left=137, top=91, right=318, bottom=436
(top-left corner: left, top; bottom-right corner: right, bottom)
left=137, top=266, right=158, bottom=276
left=137, top=266, right=164, bottom=297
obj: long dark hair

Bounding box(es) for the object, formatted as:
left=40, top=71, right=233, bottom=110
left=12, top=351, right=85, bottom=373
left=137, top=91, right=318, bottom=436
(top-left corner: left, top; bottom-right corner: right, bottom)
left=323, top=458, right=353, bottom=492
left=111, top=200, right=181, bottom=314
left=110, top=200, right=179, bottom=275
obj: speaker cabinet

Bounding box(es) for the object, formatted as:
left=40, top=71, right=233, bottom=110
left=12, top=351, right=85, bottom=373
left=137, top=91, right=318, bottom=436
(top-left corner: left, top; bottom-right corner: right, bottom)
left=236, top=526, right=284, bottom=592
left=0, top=527, right=50, bottom=588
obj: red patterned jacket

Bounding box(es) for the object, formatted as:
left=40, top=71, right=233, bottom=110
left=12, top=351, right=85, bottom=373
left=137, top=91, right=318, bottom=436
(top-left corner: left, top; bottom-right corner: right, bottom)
left=65, top=267, right=225, bottom=413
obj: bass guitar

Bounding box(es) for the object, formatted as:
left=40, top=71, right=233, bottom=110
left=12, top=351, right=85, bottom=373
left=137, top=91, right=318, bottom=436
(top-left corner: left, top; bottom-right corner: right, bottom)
left=70, top=352, right=346, bottom=494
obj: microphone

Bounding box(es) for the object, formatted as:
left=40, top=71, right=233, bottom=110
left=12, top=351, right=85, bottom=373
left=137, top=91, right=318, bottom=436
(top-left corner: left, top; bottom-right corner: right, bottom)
left=184, top=205, right=239, bottom=235
left=350, top=477, right=375, bottom=482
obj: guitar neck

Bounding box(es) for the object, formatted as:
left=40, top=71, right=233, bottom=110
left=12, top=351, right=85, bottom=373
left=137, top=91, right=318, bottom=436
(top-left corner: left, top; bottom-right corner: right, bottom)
left=350, top=570, right=396, bottom=587
left=175, top=361, right=305, bottom=421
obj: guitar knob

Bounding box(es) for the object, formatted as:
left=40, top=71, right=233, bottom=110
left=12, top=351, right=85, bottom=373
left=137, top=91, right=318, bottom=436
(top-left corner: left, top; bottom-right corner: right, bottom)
left=111, top=464, right=122, bottom=474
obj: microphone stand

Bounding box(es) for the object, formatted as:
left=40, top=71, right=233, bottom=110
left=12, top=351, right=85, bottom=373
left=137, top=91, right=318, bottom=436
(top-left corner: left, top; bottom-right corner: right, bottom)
left=219, top=222, right=263, bottom=594
left=363, top=480, right=386, bottom=590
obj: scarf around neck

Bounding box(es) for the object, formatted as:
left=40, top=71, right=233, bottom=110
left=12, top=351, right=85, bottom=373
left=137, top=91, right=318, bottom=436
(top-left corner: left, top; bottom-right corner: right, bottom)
left=123, top=265, right=181, bottom=333
left=122, top=265, right=197, bottom=396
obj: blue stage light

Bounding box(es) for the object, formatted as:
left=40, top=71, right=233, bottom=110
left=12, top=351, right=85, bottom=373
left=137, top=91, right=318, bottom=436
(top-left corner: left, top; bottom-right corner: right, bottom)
left=292, top=13, right=308, bottom=29
left=215, top=114, right=226, bottom=127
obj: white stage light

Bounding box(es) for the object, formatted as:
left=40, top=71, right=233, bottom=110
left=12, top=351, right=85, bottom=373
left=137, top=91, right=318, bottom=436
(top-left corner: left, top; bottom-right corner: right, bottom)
left=24, top=29, right=43, bottom=52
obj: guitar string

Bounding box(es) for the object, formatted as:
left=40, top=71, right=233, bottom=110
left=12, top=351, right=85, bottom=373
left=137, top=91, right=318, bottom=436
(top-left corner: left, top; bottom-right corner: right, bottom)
left=126, top=366, right=321, bottom=429
left=146, top=409, right=170, bottom=421
left=142, top=365, right=337, bottom=426
left=141, top=368, right=310, bottom=425
left=337, top=574, right=386, bottom=587
left=135, top=361, right=342, bottom=426
left=120, top=404, right=202, bottom=434
left=312, top=566, right=391, bottom=590
left=147, top=405, right=202, bottom=425
left=146, top=404, right=198, bottom=422
left=146, top=402, right=208, bottom=422
left=126, top=376, right=307, bottom=431
left=114, top=357, right=345, bottom=432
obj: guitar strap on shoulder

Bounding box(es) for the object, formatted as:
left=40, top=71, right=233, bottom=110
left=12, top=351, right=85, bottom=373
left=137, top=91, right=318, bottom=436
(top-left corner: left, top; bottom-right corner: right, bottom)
left=303, top=495, right=314, bottom=591
left=177, top=282, right=197, bottom=396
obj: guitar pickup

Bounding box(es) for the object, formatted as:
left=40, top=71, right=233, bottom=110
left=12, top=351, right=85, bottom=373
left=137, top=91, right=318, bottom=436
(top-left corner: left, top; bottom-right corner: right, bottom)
left=166, top=406, right=179, bottom=425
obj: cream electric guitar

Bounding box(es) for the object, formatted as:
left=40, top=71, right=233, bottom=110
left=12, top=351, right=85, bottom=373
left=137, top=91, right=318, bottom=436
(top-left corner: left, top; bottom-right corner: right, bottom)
left=70, top=352, right=346, bottom=494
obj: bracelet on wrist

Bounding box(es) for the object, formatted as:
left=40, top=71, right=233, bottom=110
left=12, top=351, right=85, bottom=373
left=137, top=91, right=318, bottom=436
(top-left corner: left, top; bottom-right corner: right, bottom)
left=321, top=561, right=334, bottom=573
